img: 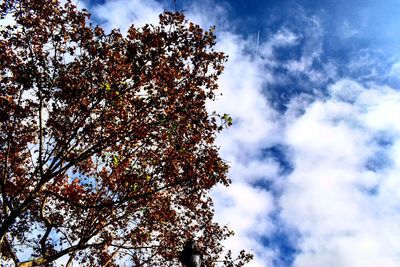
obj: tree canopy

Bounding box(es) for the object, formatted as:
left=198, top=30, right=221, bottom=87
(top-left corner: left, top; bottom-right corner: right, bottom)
left=0, top=0, right=251, bottom=266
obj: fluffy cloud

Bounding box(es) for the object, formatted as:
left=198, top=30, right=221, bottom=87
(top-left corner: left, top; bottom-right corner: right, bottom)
left=206, top=20, right=282, bottom=267
left=281, top=79, right=400, bottom=267
left=213, top=183, right=276, bottom=267
left=90, top=0, right=163, bottom=33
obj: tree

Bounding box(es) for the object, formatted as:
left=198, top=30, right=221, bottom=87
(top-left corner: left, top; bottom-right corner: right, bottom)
left=0, top=0, right=252, bottom=266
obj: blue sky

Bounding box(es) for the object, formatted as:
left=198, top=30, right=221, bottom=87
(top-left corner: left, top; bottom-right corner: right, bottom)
left=82, top=0, right=400, bottom=266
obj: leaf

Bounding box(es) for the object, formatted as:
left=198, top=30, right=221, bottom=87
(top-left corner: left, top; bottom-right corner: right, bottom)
left=222, top=113, right=233, bottom=126
left=101, top=82, right=111, bottom=91
left=130, top=183, right=139, bottom=192
left=112, top=155, right=119, bottom=166
left=227, top=116, right=233, bottom=126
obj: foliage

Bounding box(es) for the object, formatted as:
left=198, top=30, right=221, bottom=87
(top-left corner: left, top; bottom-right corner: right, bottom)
left=0, top=0, right=252, bottom=266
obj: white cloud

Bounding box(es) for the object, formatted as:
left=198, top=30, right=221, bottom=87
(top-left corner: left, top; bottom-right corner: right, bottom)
left=346, top=50, right=383, bottom=81
left=208, top=27, right=283, bottom=267
left=340, top=20, right=359, bottom=39
left=257, top=10, right=339, bottom=87
left=212, top=183, right=276, bottom=267
left=271, top=29, right=298, bottom=47
left=388, top=61, right=400, bottom=78
left=90, top=0, right=163, bottom=33
left=213, top=183, right=274, bottom=236
left=210, top=33, right=280, bottom=157
left=328, top=79, right=364, bottom=103
left=281, top=79, right=400, bottom=267
left=359, top=85, right=400, bottom=133
left=183, top=0, right=231, bottom=31
left=259, top=28, right=299, bottom=60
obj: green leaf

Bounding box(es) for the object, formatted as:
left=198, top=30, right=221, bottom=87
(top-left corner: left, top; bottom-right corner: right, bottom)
left=222, top=113, right=233, bottom=126
left=100, top=82, right=111, bottom=91
left=130, top=183, right=138, bottom=192
left=112, top=155, right=119, bottom=166
left=227, top=116, right=233, bottom=126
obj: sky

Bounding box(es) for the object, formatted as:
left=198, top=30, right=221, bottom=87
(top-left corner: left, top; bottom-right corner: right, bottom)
left=83, top=0, right=400, bottom=266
